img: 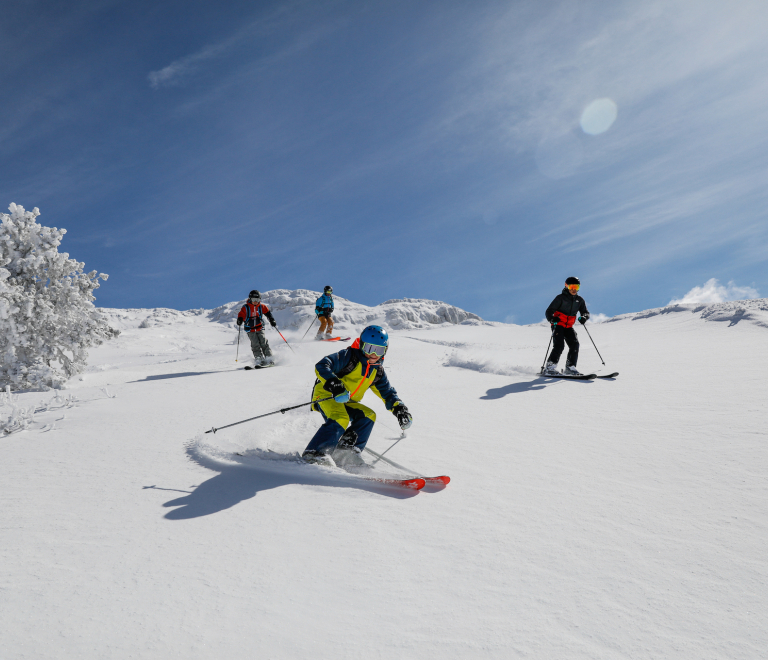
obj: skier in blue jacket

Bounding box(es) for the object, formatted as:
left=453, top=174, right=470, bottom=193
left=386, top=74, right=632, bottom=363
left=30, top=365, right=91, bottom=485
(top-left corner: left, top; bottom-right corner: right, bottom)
left=315, top=285, right=335, bottom=340
left=302, top=325, right=413, bottom=467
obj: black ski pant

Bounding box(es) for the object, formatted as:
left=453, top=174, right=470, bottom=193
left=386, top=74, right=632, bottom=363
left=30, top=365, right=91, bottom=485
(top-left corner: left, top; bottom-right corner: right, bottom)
left=548, top=325, right=579, bottom=366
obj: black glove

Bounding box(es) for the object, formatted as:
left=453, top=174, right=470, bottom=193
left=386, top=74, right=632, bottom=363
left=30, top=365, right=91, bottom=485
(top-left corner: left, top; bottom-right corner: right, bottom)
left=578, top=316, right=588, bottom=325
left=550, top=319, right=558, bottom=327
left=237, top=318, right=243, bottom=326
left=270, top=320, right=277, bottom=327
left=323, top=376, right=346, bottom=398
left=393, top=404, right=412, bottom=430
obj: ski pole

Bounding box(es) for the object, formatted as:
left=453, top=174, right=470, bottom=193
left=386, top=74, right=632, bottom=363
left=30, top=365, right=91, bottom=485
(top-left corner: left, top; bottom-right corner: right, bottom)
left=300, top=315, right=317, bottom=341
left=235, top=325, right=242, bottom=362
left=582, top=322, right=605, bottom=365
left=364, top=446, right=419, bottom=476
left=540, top=322, right=556, bottom=373
left=370, top=435, right=404, bottom=466
left=206, top=396, right=334, bottom=434
left=273, top=325, right=296, bottom=354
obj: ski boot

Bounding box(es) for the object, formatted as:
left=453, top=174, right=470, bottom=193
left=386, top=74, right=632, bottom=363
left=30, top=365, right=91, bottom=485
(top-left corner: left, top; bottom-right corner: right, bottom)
left=332, top=446, right=367, bottom=469
left=262, top=356, right=275, bottom=366
left=564, top=364, right=582, bottom=376
left=542, top=361, right=560, bottom=375
left=302, top=450, right=336, bottom=467
left=314, top=334, right=325, bottom=341
left=253, top=357, right=263, bottom=367
left=331, top=430, right=367, bottom=468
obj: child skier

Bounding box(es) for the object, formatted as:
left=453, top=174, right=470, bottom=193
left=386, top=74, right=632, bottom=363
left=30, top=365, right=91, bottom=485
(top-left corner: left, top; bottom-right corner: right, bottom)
left=543, top=276, right=590, bottom=375
left=314, top=286, right=335, bottom=340
left=236, top=290, right=277, bottom=366
left=302, top=325, right=413, bottom=467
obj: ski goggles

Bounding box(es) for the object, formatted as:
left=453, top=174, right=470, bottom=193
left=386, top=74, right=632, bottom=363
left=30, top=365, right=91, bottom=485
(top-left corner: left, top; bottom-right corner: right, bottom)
left=361, top=342, right=387, bottom=358
left=566, top=284, right=580, bottom=292
left=249, top=296, right=261, bottom=302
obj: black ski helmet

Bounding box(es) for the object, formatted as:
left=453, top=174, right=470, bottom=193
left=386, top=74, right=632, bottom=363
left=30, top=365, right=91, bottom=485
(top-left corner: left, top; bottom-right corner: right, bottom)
left=249, top=290, right=261, bottom=299
left=565, top=276, right=580, bottom=286
left=324, top=286, right=333, bottom=294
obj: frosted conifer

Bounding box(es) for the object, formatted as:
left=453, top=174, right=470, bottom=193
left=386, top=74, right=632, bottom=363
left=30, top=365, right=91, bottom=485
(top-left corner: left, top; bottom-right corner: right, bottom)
left=0, top=204, right=118, bottom=390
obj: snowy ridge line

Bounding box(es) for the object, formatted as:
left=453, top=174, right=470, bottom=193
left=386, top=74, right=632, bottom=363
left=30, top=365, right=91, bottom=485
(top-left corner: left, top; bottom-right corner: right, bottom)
left=524, top=298, right=768, bottom=330
left=603, top=297, right=768, bottom=328
left=99, top=289, right=486, bottom=333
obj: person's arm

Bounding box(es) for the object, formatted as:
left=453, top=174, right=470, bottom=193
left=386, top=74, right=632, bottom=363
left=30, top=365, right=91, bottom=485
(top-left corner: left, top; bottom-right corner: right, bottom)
left=315, top=348, right=350, bottom=381
left=370, top=367, right=402, bottom=411
left=316, top=349, right=353, bottom=401
left=578, top=298, right=590, bottom=323
left=236, top=306, right=246, bottom=326
left=371, top=367, right=411, bottom=428
left=262, top=305, right=277, bottom=326
left=545, top=295, right=562, bottom=323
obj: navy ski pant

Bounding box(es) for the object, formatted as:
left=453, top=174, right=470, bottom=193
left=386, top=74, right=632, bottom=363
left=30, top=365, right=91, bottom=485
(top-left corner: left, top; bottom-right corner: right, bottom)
left=548, top=326, right=579, bottom=366
left=304, top=401, right=375, bottom=455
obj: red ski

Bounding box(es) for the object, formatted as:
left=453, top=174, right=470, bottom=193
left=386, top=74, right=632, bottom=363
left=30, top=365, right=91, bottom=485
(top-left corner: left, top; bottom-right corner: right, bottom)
left=362, top=448, right=451, bottom=488
left=424, top=476, right=451, bottom=485
left=364, top=476, right=426, bottom=490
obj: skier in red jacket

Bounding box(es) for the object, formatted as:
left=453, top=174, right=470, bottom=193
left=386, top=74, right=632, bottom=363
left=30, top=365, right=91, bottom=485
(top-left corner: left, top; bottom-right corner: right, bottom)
left=543, top=276, right=590, bottom=376
left=236, top=290, right=277, bottom=366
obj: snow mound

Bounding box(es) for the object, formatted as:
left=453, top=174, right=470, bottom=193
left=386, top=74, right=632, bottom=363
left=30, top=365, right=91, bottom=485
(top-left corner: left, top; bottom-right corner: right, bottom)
left=99, top=307, right=208, bottom=331
left=607, top=297, right=768, bottom=328
left=445, top=348, right=540, bottom=377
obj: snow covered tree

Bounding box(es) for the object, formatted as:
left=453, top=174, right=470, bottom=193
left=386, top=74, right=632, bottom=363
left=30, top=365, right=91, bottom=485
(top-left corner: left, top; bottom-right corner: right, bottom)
left=0, top=203, right=118, bottom=391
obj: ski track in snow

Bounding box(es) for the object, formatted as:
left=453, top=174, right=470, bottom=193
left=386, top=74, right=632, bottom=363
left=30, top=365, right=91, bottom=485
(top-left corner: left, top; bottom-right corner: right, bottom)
left=3, top=294, right=768, bottom=659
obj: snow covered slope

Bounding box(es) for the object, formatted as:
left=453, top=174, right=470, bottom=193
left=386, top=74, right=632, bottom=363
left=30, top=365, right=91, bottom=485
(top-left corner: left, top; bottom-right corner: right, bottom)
left=2, top=298, right=767, bottom=659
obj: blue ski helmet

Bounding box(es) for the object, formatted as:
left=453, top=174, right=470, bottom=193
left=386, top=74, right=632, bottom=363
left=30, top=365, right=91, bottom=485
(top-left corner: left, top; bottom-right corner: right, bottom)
left=360, top=325, right=388, bottom=348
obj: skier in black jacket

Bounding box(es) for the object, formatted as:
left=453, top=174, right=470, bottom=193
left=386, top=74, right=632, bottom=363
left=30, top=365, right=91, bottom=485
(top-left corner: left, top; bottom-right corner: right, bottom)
left=543, top=276, right=590, bottom=375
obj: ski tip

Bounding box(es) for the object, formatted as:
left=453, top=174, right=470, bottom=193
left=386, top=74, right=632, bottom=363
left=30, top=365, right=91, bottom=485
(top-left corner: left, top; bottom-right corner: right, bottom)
left=374, top=477, right=426, bottom=490
left=425, top=476, right=451, bottom=485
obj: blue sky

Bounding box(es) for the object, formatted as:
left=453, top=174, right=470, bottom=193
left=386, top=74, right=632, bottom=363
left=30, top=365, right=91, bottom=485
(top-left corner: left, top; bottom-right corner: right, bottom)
left=2, top=0, right=767, bottom=323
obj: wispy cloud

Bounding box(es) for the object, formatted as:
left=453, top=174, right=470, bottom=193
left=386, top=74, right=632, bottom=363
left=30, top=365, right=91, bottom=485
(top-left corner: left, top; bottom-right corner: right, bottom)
left=430, top=1, right=768, bottom=236
left=147, top=2, right=337, bottom=89
left=669, top=278, right=760, bottom=304
left=148, top=42, right=229, bottom=89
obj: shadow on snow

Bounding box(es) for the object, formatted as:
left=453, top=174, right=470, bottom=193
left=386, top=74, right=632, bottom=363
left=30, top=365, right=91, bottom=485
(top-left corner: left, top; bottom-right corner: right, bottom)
left=158, top=444, right=419, bottom=520
left=129, top=369, right=236, bottom=383
left=480, top=375, right=593, bottom=399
